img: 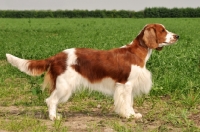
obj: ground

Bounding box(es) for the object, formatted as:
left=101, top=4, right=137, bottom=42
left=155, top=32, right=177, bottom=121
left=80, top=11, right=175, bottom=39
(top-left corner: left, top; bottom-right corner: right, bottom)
left=0, top=95, right=200, bottom=132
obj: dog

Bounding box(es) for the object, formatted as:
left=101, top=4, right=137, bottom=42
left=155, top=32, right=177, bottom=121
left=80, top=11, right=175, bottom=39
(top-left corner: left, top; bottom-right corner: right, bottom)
left=6, top=24, right=179, bottom=120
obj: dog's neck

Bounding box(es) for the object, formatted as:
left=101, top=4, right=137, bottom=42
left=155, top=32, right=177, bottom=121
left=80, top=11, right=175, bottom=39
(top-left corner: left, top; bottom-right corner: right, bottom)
left=138, top=38, right=153, bottom=63
left=127, top=38, right=152, bottom=66
left=145, top=49, right=152, bottom=64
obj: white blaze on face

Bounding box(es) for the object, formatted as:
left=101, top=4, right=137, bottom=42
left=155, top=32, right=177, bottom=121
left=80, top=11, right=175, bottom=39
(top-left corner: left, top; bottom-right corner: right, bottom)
left=165, top=30, right=175, bottom=44
left=159, top=30, right=177, bottom=47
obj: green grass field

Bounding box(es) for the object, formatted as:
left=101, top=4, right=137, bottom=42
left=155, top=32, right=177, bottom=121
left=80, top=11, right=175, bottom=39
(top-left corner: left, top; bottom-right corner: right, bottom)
left=0, top=18, right=200, bottom=131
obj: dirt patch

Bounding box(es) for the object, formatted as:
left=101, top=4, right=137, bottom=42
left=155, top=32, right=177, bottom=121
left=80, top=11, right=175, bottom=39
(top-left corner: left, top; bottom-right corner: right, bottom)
left=189, top=105, right=200, bottom=128
left=0, top=105, right=138, bottom=131
left=190, top=113, right=200, bottom=128
left=0, top=100, right=199, bottom=131
left=0, top=106, right=116, bottom=131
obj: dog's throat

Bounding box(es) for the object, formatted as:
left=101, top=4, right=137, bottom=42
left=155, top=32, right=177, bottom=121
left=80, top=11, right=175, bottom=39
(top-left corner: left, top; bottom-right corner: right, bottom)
left=139, top=40, right=148, bottom=49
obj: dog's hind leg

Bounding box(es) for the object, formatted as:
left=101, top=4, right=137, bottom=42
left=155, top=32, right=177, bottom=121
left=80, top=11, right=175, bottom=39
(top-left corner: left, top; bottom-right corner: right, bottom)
left=45, top=77, right=73, bottom=121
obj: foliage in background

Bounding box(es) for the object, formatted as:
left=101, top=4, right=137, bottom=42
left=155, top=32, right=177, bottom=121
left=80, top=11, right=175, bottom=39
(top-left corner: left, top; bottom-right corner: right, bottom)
left=0, top=7, right=200, bottom=18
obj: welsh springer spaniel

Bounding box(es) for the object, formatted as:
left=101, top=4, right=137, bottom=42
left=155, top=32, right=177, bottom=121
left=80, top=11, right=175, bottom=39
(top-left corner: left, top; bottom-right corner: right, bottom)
left=6, top=24, right=179, bottom=120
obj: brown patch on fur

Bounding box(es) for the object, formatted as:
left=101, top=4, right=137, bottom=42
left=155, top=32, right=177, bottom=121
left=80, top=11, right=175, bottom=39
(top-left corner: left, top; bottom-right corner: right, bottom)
left=28, top=60, right=49, bottom=76
left=154, top=24, right=168, bottom=44
left=28, top=52, right=67, bottom=92
left=46, top=52, right=67, bottom=92
left=71, top=41, right=148, bottom=84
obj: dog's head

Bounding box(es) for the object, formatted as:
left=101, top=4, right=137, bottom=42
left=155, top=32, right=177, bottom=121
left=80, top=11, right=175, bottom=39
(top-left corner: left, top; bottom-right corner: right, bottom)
left=140, top=24, right=179, bottom=51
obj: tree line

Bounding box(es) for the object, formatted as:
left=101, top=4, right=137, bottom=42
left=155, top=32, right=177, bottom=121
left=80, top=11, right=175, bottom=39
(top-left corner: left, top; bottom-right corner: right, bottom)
left=0, top=7, right=199, bottom=18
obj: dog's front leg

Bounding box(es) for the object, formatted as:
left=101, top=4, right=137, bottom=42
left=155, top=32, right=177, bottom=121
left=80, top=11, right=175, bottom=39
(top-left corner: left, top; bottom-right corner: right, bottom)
left=114, top=82, right=142, bottom=119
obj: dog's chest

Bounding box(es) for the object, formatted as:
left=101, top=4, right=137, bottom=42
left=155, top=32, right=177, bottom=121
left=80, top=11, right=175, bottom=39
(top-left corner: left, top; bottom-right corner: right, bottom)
left=127, top=65, right=152, bottom=95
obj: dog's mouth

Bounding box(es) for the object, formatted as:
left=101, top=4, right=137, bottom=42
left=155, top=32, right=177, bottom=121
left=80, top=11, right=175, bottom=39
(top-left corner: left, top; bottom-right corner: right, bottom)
left=157, top=41, right=175, bottom=51
left=158, top=42, right=169, bottom=47
left=159, top=39, right=178, bottom=47
left=156, top=47, right=163, bottom=51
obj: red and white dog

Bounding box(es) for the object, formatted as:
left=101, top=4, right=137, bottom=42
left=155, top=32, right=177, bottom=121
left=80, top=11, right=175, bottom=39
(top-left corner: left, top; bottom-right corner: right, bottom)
left=6, top=24, right=179, bottom=120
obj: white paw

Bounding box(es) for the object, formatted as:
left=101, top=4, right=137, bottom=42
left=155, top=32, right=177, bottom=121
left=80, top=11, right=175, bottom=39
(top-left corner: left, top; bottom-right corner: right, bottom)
left=49, top=113, right=62, bottom=121
left=134, top=113, right=142, bottom=119
left=49, top=114, right=56, bottom=121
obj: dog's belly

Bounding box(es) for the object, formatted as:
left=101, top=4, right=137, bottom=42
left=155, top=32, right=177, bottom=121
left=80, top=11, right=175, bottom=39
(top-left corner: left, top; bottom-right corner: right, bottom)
left=83, top=77, right=116, bottom=95
left=58, top=66, right=116, bottom=96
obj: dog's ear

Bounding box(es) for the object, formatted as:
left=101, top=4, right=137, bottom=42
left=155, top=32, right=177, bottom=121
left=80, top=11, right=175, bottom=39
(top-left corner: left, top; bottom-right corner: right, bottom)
left=143, top=27, right=159, bottom=49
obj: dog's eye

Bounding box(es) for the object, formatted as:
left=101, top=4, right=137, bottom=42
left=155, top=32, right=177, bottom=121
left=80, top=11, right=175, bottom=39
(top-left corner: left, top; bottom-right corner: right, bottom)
left=162, top=29, right=165, bottom=32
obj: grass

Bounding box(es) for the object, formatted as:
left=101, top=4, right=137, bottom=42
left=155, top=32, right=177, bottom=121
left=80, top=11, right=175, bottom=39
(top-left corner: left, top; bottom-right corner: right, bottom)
left=0, top=18, right=200, bottom=131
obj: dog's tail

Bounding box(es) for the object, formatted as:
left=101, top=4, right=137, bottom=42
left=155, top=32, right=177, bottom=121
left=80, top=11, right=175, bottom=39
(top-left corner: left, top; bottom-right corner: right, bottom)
left=6, top=53, right=49, bottom=76
left=6, top=53, right=51, bottom=91
left=6, top=52, right=67, bottom=92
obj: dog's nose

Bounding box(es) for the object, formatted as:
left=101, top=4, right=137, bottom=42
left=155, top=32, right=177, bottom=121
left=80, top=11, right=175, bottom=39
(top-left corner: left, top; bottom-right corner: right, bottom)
left=175, top=35, right=179, bottom=39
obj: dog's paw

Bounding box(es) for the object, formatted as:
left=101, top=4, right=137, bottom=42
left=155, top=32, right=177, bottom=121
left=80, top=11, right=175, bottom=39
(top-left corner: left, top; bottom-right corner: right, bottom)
left=134, top=113, right=142, bottom=119
left=49, top=114, right=56, bottom=121
left=49, top=113, right=62, bottom=121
